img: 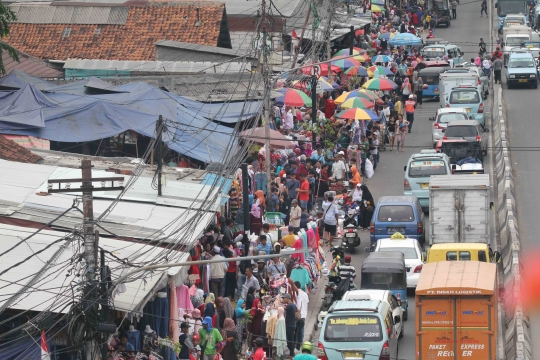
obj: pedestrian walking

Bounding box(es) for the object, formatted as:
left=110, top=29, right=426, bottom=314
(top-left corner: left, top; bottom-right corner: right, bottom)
left=282, top=293, right=297, bottom=357
left=414, top=77, right=424, bottom=106
left=294, top=281, right=309, bottom=350
left=481, top=0, right=487, bottom=16
left=404, top=94, right=416, bottom=133
left=451, top=0, right=458, bottom=19
left=479, top=38, right=487, bottom=56
left=401, top=78, right=412, bottom=102
left=493, top=56, right=503, bottom=84
left=396, top=114, right=410, bottom=152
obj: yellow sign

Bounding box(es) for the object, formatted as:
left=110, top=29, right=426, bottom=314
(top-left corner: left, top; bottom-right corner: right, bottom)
left=330, top=317, right=378, bottom=325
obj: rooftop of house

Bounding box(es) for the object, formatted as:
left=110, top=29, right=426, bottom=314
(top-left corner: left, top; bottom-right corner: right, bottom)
left=2, top=48, right=63, bottom=79
left=5, top=1, right=232, bottom=61
left=0, top=135, right=44, bottom=163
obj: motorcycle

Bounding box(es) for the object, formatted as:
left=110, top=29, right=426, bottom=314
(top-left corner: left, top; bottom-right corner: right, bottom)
left=322, top=274, right=341, bottom=310
left=330, top=244, right=345, bottom=264
left=536, top=59, right=540, bottom=80
left=342, top=209, right=361, bottom=253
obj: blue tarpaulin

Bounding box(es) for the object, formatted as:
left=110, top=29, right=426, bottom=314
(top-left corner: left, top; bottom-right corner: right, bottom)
left=200, top=173, right=233, bottom=206
left=0, top=337, right=41, bottom=360
left=0, top=73, right=252, bottom=163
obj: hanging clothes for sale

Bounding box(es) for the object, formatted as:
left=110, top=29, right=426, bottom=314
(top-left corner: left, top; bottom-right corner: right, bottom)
left=274, top=307, right=287, bottom=357
left=176, top=284, right=194, bottom=313
left=290, top=265, right=312, bottom=292
left=127, top=326, right=141, bottom=351
left=153, top=291, right=170, bottom=338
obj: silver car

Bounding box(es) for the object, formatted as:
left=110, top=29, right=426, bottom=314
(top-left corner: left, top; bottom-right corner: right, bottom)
left=429, top=108, right=470, bottom=146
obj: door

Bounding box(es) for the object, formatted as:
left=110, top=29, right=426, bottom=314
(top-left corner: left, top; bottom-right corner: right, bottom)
left=417, top=296, right=495, bottom=359
left=460, top=189, right=489, bottom=242
left=430, top=189, right=459, bottom=244
left=388, top=293, right=403, bottom=335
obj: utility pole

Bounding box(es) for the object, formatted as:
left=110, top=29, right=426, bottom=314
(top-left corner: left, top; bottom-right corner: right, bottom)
left=349, top=25, right=355, bottom=56
left=48, top=160, right=124, bottom=360
left=156, top=115, right=163, bottom=196
left=291, top=7, right=311, bottom=68
left=261, top=0, right=272, bottom=199
left=311, top=0, right=318, bottom=143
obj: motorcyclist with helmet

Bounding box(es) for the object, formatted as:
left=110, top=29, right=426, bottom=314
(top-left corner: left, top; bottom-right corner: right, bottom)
left=337, top=255, right=357, bottom=290
left=294, top=342, right=317, bottom=360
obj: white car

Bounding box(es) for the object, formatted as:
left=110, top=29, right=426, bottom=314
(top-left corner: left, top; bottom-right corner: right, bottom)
left=372, top=237, right=424, bottom=288
left=342, top=290, right=405, bottom=335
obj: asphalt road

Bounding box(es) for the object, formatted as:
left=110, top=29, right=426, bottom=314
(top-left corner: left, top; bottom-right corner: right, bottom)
left=341, top=5, right=492, bottom=359
left=497, top=19, right=540, bottom=360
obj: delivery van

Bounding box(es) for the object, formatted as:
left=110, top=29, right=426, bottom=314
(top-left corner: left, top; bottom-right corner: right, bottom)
left=439, top=71, right=482, bottom=107
left=426, top=243, right=500, bottom=263
left=416, top=261, right=498, bottom=360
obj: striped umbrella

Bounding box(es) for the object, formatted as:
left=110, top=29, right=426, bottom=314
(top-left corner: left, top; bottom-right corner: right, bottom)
left=333, top=48, right=361, bottom=57
left=378, top=33, right=393, bottom=40
left=320, top=76, right=339, bottom=88
left=372, top=55, right=392, bottom=63
left=371, top=0, right=385, bottom=4
left=362, top=78, right=398, bottom=91
left=367, top=66, right=394, bottom=77
left=331, top=56, right=361, bottom=70
left=344, top=66, right=369, bottom=77
left=371, top=4, right=384, bottom=12
left=335, top=90, right=379, bottom=104
left=340, top=97, right=376, bottom=110
left=301, top=63, right=341, bottom=76
left=277, top=89, right=312, bottom=107
left=336, top=108, right=380, bottom=121
left=317, top=78, right=335, bottom=91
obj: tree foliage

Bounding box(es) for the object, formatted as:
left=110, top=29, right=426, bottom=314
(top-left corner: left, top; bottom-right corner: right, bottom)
left=0, top=3, right=18, bottom=75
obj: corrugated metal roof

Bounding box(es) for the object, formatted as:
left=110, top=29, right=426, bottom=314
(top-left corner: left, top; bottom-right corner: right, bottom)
left=0, top=223, right=188, bottom=314
left=63, top=59, right=248, bottom=74
left=429, top=174, right=490, bottom=188
left=10, top=4, right=129, bottom=24
left=155, top=40, right=253, bottom=58
left=0, top=160, right=222, bottom=242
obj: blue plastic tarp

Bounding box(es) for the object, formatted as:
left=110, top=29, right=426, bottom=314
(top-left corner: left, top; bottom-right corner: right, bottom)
left=0, top=75, right=239, bottom=163
left=200, top=173, right=233, bottom=206
left=0, top=337, right=41, bottom=360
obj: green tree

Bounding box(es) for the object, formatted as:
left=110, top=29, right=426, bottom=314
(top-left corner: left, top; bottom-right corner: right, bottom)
left=0, top=3, right=18, bottom=75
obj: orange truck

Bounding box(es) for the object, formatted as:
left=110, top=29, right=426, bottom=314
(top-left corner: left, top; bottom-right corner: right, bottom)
left=416, top=261, right=498, bottom=360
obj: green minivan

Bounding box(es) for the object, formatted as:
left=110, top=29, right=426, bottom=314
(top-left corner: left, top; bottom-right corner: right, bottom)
left=404, top=150, right=451, bottom=211
left=318, top=299, right=401, bottom=360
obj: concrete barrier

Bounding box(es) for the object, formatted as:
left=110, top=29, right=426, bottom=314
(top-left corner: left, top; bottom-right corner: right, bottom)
left=493, top=83, right=533, bottom=360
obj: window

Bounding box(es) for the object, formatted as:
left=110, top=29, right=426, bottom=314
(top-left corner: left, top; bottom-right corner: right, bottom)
left=377, top=205, right=415, bottom=222
left=423, top=49, right=445, bottom=58
left=446, top=251, right=458, bottom=261
left=324, top=316, right=383, bottom=342
left=508, top=58, right=535, bottom=68
left=449, top=90, right=480, bottom=104
left=459, top=251, right=471, bottom=260
left=61, top=28, right=71, bottom=38
left=445, top=125, right=479, bottom=138
left=408, top=160, right=447, bottom=177
left=423, top=76, right=439, bottom=85
left=437, top=113, right=468, bottom=124
left=379, top=247, right=418, bottom=260
left=506, top=36, right=530, bottom=47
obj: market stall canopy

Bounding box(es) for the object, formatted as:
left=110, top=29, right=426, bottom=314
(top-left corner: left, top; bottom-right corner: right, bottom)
left=240, top=127, right=295, bottom=149
left=0, top=72, right=249, bottom=163
left=388, top=32, right=423, bottom=46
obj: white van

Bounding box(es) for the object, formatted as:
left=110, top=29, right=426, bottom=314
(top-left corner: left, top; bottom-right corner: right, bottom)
left=439, top=70, right=481, bottom=107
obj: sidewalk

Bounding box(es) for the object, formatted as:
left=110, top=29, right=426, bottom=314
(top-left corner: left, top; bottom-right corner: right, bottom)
left=303, top=247, right=331, bottom=343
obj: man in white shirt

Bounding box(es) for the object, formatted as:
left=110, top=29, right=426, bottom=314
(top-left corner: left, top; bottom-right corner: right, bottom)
left=294, top=281, right=310, bottom=350
left=323, top=196, right=339, bottom=246
left=332, top=152, right=347, bottom=182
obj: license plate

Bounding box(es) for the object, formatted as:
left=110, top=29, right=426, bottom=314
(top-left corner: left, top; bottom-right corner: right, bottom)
left=345, top=233, right=356, bottom=237
left=465, top=108, right=471, bottom=113
left=519, top=79, right=528, bottom=82
left=343, top=352, right=364, bottom=359
left=388, top=227, right=404, bottom=233
left=420, top=183, right=429, bottom=189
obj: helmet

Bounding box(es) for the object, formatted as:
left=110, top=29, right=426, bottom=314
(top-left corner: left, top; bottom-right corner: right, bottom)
left=344, top=255, right=352, bottom=263
left=192, top=334, right=200, bottom=341
left=301, top=341, right=313, bottom=353
left=409, top=94, right=414, bottom=99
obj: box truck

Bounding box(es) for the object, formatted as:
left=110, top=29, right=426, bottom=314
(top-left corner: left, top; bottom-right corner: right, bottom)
left=416, top=261, right=498, bottom=360
left=428, top=174, right=491, bottom=245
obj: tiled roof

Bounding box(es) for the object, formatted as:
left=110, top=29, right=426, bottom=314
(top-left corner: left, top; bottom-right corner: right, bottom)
left=2, top=49, right=63, bottom=79
left=0, top=135, right=43, bottom=163
left=5, top=2, right=229, bottom=61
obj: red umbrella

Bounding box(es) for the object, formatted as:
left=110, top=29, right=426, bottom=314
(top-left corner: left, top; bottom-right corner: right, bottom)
left=239, top=127, right=295, bottom=149
left=301, top=64, right=341, bottom=76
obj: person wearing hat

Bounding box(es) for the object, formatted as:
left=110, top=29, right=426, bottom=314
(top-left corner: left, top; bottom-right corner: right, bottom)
left=179, top=322, right=194, bottom=360
left=199, top=317, right=223, bottom=360
left=293, top=342, right=317, bottom=360
left=332, top=152, right=347, bottom=183
left=209, top=245, right=228, bottom=299
left=337, top=255, right=357, bottom=290
left=252, top=337, right=266, bottom=360
left=404, top=94, right=416, bottom=133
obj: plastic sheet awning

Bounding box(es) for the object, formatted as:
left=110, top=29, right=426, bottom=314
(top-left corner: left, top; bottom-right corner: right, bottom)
left=0, top=73, right=250, bottom=163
